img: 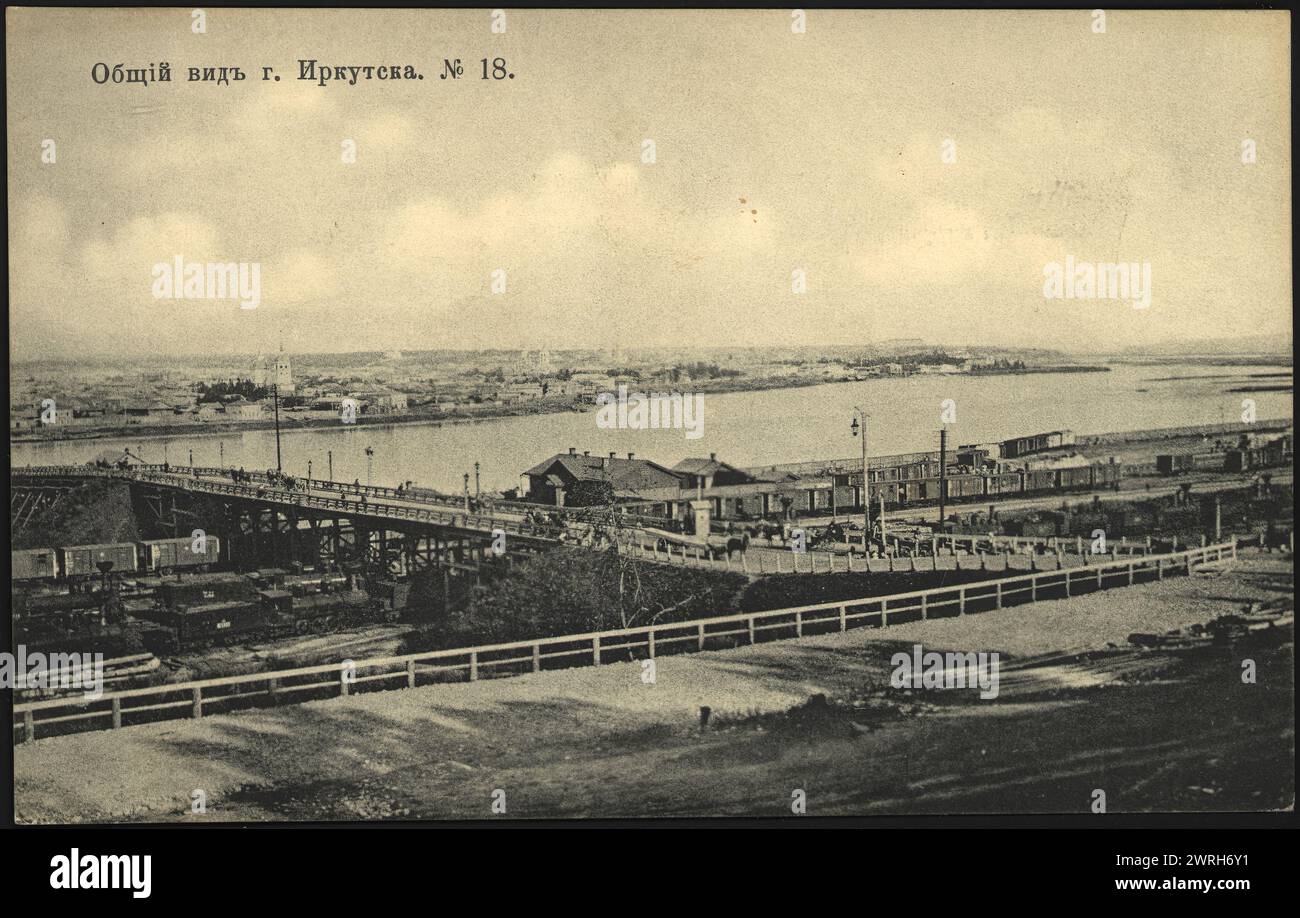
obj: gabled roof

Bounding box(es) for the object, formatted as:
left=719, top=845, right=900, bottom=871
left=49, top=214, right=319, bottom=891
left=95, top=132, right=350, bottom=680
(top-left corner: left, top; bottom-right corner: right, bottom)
left=672, top=457, right=753, bottom=480
left=524, top=453, right=685, bottom=493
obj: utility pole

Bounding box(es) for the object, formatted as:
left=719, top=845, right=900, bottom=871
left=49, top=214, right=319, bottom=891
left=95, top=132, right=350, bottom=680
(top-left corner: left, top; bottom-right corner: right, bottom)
left=938, top=428, right=948, bottom=529
left=272, top=383, right=283, bottom=472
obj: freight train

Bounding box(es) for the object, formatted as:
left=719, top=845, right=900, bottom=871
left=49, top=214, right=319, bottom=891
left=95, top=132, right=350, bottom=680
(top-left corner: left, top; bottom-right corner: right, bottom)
left=12, top=536, right=222, bottom=583
left=15, top=567, right=408, bottom=656
left=701, top=462, right=1125, bottom=523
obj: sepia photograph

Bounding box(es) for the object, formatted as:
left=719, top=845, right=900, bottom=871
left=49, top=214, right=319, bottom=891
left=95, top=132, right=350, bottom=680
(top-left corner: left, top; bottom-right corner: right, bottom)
left=4, top=4, right=1293, bottom=863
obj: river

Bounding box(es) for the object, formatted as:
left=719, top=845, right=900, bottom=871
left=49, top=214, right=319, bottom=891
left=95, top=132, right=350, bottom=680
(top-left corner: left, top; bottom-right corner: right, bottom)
left=9, top=363, right=1292, bottom=493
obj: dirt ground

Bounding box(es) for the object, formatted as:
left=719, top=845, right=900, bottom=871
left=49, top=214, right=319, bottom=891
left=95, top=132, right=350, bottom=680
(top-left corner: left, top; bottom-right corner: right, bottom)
left=14, top=553, right=1293, bottom=822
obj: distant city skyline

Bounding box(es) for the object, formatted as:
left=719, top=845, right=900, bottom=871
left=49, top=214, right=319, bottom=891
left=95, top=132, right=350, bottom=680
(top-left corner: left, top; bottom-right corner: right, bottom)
left=7, top=8, right=1292, bottom=359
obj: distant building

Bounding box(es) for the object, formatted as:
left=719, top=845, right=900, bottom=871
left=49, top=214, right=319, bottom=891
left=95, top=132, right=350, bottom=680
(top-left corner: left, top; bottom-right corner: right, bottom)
left=223, top=399, right=263, bottom=421
left=521, top=449, right=684, bottom=506
left=253, top=348, right=295, bottom=395
left=123, top=401, right=177, bottom=424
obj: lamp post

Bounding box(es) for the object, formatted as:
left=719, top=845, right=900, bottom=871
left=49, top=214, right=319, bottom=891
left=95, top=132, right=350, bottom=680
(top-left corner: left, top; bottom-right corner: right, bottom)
left=364, top=446, right=374, bottom=487
left=851, top=408, right=870, bottom=553
left=328, top=450, right=333, bottom=482
left=219, top=440, right=224, bottom=467
left=272, top=383, right=283, bottom=473
left=308, top=459, right=313, bottom=482
left=474, top=462, right=481, bottom=499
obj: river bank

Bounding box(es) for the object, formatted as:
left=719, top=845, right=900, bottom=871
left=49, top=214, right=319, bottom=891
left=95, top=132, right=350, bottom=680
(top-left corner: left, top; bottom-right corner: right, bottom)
left=10, top=365, right=1110, bottom=446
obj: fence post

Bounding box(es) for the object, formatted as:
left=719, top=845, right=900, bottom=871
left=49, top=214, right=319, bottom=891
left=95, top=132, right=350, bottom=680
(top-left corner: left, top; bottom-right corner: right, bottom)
left=407, top=660, right=417, bottom=688
left=1128, top=561, right=1134, bottom=585
left=1097, top=567, right=1103, bottom=588
left=748, top=617, right=756, bottom=644
left=192, top=686, right=203, bottom=718
left=1031, top=574, right=1038, bottom=602
left=593, top=636, right=602, bottom=665
left=24, top=709, right=34, bottom=743
left=532, top=644, right=541, bottom=672
left=1064, top=570, right=1071, bottom=597
left=995, top=582, right=1003, bottom=609
left=880, top=598, right=889, bottom=626
left=648, top=629, right=656, bottom=659
left=839, top=605, right=847, bottom=631
left=959, top=588, right=966, bottom=615
left=1157, top=559, right=1164, bottom=581
left=112, top=697, right=122, bottom=729
left=469, top=652, right=479, bottom=682
left=920, top=593, right=928, bottom=620
left=795, top=611, right=803, bottom=637
left=340, top=667, right=350, bottom=697
left=697, top=623, right=706, bottom=651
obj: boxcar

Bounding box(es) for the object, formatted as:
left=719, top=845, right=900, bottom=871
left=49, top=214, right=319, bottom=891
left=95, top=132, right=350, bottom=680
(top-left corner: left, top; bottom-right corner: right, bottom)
left=1059, top=466, right=1094, bottom=490
left=868, top=480, right=902, bottom=507
left=986, top=472, right=1022, bottom=495
left=12, top=548, right=59, bottom=581
left=59, top=543, right=139, bottom=578
left=1155, top=454, right=1194, bottom=476
left=138, top=536, right=222, bottom=573
left=945, top=475, right=985, bottom=500
left=1094, top=463, right=1122, bottom=487
left=901, top=479, right=932, bottom=503
left=1024, top=469, right=1058, bottom=493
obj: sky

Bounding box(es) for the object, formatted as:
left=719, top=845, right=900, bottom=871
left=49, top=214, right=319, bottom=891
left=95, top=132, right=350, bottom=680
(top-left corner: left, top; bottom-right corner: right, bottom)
left=6, top=8, right=1293, bottom=359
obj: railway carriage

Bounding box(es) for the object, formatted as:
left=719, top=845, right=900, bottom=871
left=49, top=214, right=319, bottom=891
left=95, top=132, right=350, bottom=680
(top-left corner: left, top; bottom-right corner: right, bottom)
left=12, top=548, right=58, bottom=581
left=59, top=543, right=139, bottom=578
left=138, top=536, right=222, bottom=573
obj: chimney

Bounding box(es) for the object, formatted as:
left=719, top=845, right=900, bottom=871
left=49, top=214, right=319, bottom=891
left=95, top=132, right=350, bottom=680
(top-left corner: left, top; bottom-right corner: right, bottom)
left=709, top=452, right=717, bottom=461
left=628, top=452, right=635, bottom=460
left=568, top=447, right=576, bottom=455
left=583, top=450, right=590, bottom=457
left=609, top=452, right=616, bottom=459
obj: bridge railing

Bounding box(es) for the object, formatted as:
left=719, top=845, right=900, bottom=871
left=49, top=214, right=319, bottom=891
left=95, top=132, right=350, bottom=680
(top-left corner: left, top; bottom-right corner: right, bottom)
left=12, top=540, right=1238, bottom=743
left=125, top=472, right=553, bottom=539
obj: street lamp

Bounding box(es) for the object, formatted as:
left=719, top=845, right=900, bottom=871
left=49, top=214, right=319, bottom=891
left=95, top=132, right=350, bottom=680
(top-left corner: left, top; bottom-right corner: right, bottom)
left=364, top=446, right=374, bottom=487
left=308, top=459, right=313, bottom=481
left=851, top=410, right=869, bottom=552
left=474, top=461, right=481, bottom=498
left=328, top=450, right=333, bottom=481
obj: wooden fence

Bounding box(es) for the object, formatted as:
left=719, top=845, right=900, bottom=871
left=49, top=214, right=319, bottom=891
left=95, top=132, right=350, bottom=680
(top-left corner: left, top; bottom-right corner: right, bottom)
left=12, top=540, right=1237, bottom=744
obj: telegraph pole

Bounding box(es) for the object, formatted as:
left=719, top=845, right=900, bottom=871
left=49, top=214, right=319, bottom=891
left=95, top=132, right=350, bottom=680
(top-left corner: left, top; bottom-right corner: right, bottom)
left=272, top=383, right=283, bottom=472
left=938, top=428, right=948, bottom=528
